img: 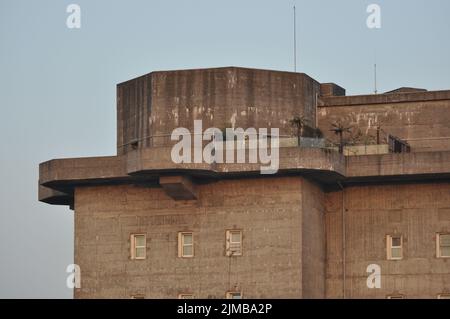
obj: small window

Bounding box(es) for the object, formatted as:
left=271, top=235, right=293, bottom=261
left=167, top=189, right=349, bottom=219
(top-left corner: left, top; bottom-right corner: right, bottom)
left=387, top=235, right=403, bottom=260
left=438, top=294, right=450, bottom=299
left=387, top=295, right=405, bottom=299
left=226, top=292, right=242, bottom=299
left=437, top=233, right=450, bottom=258
left=131, top=294, right=145, bottom=299
left=178, top=294, right=195, bottom=299
left=226, top=230, right=242, bottom=256
left=130, top=234, right=146, bottom=260
left=178, top=232, right=194, bottom=258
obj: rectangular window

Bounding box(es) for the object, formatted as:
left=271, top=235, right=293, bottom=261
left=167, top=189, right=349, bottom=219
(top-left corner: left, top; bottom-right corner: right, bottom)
left=438, top=294, right=450, bottom=299
left=130, top=234, right=146, bottom=260
left=226, top=230, right=242, bottom=256
left=387, top=235, right=403, bottom=260
left=178, top=294, right=194, bottom=299
left=226, top=292, right=242, bottom=299
left=178, top=232, right=194, bottom=258
left=386, top=295, right=405, bottom=299
left=437, top=233, right=450, bottom=258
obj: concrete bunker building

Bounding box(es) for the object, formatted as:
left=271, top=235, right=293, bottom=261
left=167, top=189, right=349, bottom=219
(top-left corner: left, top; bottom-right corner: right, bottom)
left=39, top=67, right=450, bottom=299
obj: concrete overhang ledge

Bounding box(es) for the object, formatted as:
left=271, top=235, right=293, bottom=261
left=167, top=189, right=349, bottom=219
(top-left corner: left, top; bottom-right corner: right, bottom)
left=38, top=147, right=345, bottom=203
left=38, top=149, right=450, bottom=205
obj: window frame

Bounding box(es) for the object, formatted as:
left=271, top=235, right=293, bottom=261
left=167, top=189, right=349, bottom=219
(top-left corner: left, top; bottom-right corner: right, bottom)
left=178, top=232, right=194, bottom=258
left=130, top=233, right=146, bottom=260
left=386, top=294, right=405, bottom=299
left=436, top=233, right=450, bottom=258
left=226, top=291, right=243, bottom=299
left=386, top=234, right=403, bottom=260
left=226, top=230, right=243, bottom=257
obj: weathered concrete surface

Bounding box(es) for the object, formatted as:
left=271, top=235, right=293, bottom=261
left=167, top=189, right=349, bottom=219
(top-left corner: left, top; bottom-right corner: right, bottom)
left=74, top=177, right=312, bottom=298
left=127, top=146, right=345, bottom=177
left=38, top=185, right=73, bottom=206
left=301, top=179, right=326, bottom=298
left=39, top=149, right=450, bottom=204
left=38, top=147, right=346, bottom=204
left=320, top=83, right=346, bottom=97
left=346, top=151, right=450, bottom=182
left=318, top=91, right=450, bottom=153
left=159, top=175, right=198, bottom=200
left=319, top=90, right=450, bottom=107
left=38, top=66, right=450, bottom=299
left=117, top=67, right=321, bottom=154
left=325, top=183, right=450, bottom=299
left=39, top=155, right=128, bottom=186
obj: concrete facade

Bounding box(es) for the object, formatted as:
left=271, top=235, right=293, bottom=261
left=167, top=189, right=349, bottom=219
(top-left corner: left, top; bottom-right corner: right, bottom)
left=39, top=67, right=450, bottom=299
left=74, top=177, right=327, bottom=299
left=117, top=68, right=320, bottom=154
left=326, top=183, right=450, bottom=298
left=318, top=93, right=450, bottom=152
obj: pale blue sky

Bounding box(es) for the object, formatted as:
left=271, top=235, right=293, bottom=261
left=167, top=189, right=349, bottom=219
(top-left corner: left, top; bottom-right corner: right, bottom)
left=0, top=0, right=449, bottom=298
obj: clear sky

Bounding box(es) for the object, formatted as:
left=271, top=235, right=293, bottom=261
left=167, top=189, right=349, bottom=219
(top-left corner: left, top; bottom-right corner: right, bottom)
left=0, top=0, right=449, bottom=298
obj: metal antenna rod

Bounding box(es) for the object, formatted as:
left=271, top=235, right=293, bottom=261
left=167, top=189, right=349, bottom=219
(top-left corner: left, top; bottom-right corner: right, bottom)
left=294, top=5, right=297, bottom=72
left=374, top=63, right=378, bottom=94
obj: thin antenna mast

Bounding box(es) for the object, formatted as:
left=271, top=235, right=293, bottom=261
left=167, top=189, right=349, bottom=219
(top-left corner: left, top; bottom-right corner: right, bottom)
left=373, top=44, right=378, bottom=94
left=293, top=5, right=297, bottom=72
left=374, top=63, right=378, bottom=94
